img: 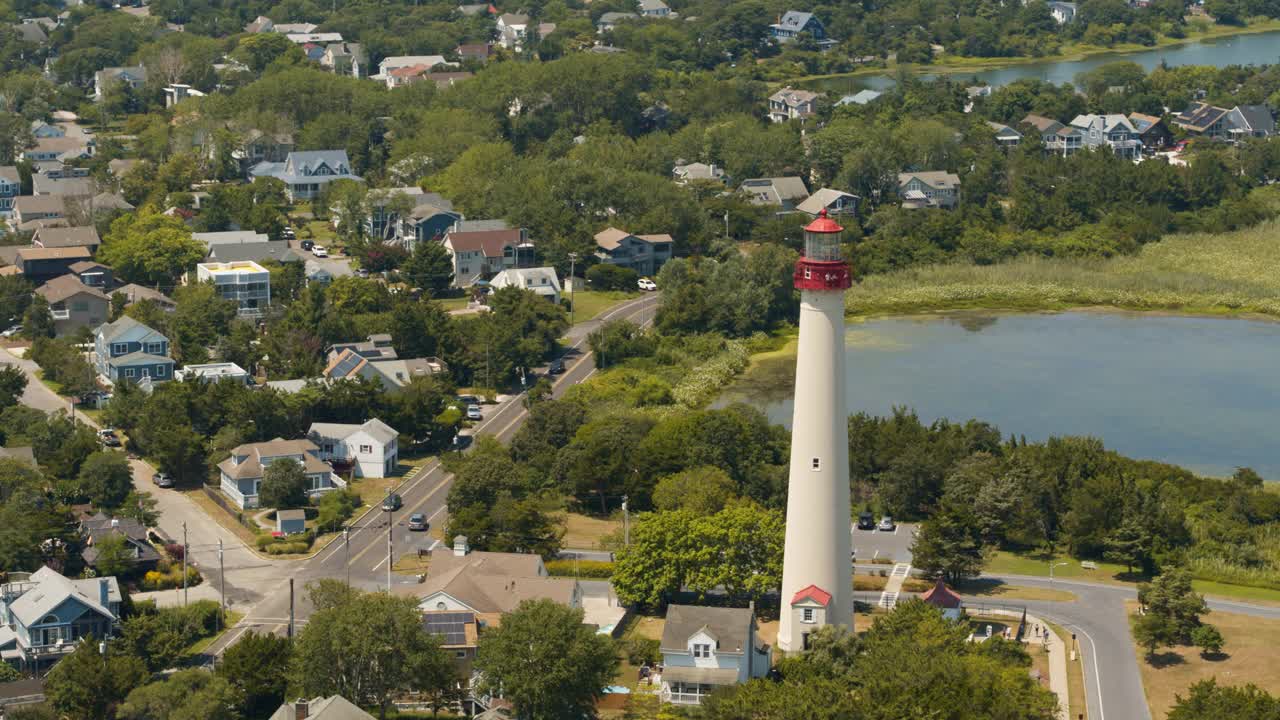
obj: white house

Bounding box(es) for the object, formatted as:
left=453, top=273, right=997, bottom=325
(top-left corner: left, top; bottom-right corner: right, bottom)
left=658, top=605, right=771, bottom=705
left=489, top=267, right=561, bottom=303
left=217, top=438, right=344, bottom=510
left=376, top=55, right=453, bottom=79
left=307, top=418, right=399, bottom=478
left=175, top=362, right=252, bottom=384
left=196, top=260, right=271, bottom=317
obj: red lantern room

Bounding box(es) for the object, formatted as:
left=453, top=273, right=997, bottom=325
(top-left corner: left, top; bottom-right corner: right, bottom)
left=794, top=209, right=851, bottom=291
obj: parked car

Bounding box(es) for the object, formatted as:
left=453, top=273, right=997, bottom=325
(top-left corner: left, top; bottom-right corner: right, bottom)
left=857, top=512, right=875, bottom=530
left=457, top=394, right=478, bottom=405
left=153, top=472, right=174, bottom=488
left=637, top=277, right=657, bottom=291
left=878, top=516, right=896, bottom=532
left=466, top=404, right=482, bottom=421
left=282, top=227, right=296, bottom=239
left=98, top=429, right=121, bottom=447
left=548, top=357, right=565, bottom=375
left=355, top=268, right=370, bottom=278
left=407, top=513, right=429, bottom=531
left=311, top=245, right=329, bottom=258
left=382, top=493, right=402, bottom=512
left=300, top=239, right=314, bottom=251
left=1, top=325, right=21, bottom=338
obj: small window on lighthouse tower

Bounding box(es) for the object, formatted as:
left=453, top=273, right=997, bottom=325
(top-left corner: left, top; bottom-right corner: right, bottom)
left=811, top=458, right=821, bottom=471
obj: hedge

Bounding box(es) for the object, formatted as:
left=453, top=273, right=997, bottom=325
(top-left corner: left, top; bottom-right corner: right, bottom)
left=545, top=559, right=614, bottom=578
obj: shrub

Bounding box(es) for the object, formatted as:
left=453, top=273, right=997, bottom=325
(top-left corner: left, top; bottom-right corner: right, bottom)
left=139, top=566, right=202, bottom=591
left=315, top=488, right=361, bottom=532
left=620, top=637, right=660, bottom=665
left=164, top=543, right=185, bottom=561
left=545, top=559, right=615, bottom=578
left=586, top=263, right=639, bottom=291
left=265, top=542, right=311, bottom=555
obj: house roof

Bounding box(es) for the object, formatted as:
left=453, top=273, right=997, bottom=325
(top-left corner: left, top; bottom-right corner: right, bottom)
left=33, top=176, right=93, bottom=197
left=4, top=566, right=120, bottom=627
left=193, top=230, right=268, bottom=246
left=69, top=260, right=108, bottom=273
left=1020, top=113, right=1062, bottom=132
left=0, top=165, right=18, bottom=184
left=899, top=171, right=960, bottom=190
left=268, top=696, right=374, bottom=720
left=109, top=351, right=174, bottom=367
left=1127, top=112, right=1162, bottom=133
left=36, top=275, right=108, bottom=304
left=738, top=176, right=809, bottom=205
left=96, top=315, right=167, bottom=345
left=986, top=121, right=1022, bottom=138
left=14, top=195, right=65, bottom=215
left=837, top=89, right=881, bottom=105
left=410, top=565, right=577, bottom=614
left=308, top=418, right=399, bottom=445
left=499, top=12, right=529, bottom=26
left=445, top=228, right=526, bottom=256
left=219, top=438, right=330, bottom=481
left=1234, top=104, right=1275, bottom=132
left=673, top=162, right=724, bottom=180
left=662, top=666, right=741, bottom=686
left=33, top=226, right=101, bottom=248
left=425, top=546, right=545, bottom=579
left=795, top=188, right=858, bottom=215
left=490, top=267, right=561, bottom=296
left=112, top=284, right=176, bottom=308
left=774, top=11, right=817, bottom=30
left=91, top=192, right=134, bottom=211
left=277, top=508, right=306, bottom=522
left=206, top=240, right=304, bottom=264
left=12, top=22, right=47, bottom=44
left=660, top=605, right=756, bottom=654
left=1070, top=113, right=1135, bottom=133
left=791, top=584, right=832, bottom=606
left=639, top=0, right=670, bottom=10
left=770, top=87, right=820, bottom=106
left=1176, top=102, right=1229, bottom=132
left=0, top=446, right=37, bottom=467
left=921, top=578, right=964, bottom=609
left=17, top=245, right=91, bottom=262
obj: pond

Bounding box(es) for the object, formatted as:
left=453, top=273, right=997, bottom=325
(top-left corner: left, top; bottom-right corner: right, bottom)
left=715, top=312, right=1280, bottom=479
left=806, top=29, right=1280, bottom=95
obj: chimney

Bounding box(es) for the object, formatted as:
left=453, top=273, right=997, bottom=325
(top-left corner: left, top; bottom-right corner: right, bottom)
left=110, top=518, right=119, bottom=529
left=99, top=578, right=110, bottom=607
left=294, top=699, right=309, bottom=720
left=453, top=535, right=469, bottom=557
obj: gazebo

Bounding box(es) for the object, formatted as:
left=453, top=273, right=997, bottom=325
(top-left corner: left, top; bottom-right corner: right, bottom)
left=921, top=578, right=965, bottom=620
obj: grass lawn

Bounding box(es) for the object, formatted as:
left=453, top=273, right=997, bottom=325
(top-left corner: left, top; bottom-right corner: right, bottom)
left=569, top=290, right=638, bottom=324
left=1045, top=620, right=1088, bottom=720
left=956, top=578, right=1078, bottom=603
left=436, top=296, right=472, bottom=311
left=185, top=611, right=245, bottom=657
left=392, top=553, right=430, bottom=576
left=183, top=488, right=263, bottom=549
left=1129, top=603, right=1280, bottom=718
left=559, top=512, right=622, bottom=550
left=986, top=550, right=1280, bottom=604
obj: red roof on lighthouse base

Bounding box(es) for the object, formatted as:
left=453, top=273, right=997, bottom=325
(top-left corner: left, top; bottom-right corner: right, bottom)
left=791, top=584, right=833, bottom=607
left=921, top=578, right=964, bottom=609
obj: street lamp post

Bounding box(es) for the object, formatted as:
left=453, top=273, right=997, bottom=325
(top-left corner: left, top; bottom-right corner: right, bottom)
left=1049, top=561, right=1068, bottom=584
left=567, top=253, right=578, bottom=325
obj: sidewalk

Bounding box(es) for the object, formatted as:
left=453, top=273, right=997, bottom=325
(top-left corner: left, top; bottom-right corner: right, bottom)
left=1021, top=612, right=1070, bottom=720
left=878, top=562, right=912, bottom=609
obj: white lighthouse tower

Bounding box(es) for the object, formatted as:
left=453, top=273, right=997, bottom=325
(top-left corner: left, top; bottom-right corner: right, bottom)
left=777, top=208, right=853, bottom=654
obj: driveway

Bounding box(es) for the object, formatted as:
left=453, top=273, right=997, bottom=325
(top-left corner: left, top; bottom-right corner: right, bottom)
left=0, top=345, right=80, bottom=418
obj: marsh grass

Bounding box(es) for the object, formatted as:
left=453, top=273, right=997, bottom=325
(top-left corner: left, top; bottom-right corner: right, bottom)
left=848, top=219, right=1280, bottom=317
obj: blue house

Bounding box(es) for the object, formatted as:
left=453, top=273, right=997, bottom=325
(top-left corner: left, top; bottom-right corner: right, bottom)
left=93, top=316, right=176, bottom=384
left=0, top=567, right=121, bottom=671
left=250, top=150, right=363, bottom=202
left=770, top=11, right=826, bottom=42
left=658, top=605, right=771, bottom=705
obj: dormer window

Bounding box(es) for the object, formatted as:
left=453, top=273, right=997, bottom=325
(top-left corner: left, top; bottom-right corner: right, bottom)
left=692, top=643, right=711, bottom=658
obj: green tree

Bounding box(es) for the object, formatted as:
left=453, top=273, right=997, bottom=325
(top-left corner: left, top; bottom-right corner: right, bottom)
left=612, top=510, right=698, bottom=608
left=258, top=458, right=307, bottom=510
left=217, top=631, right=293, bottom=718
left=474, top=599, right=619, bottom=720
left=98, top=210, right=206, bottom=286
left=1132, top=612, right=1175, bottom=659
left=652, top=466, right=737, bottom=514
left=116, top=669, right=241, bottom=720
left=400, top=240, right=455, bottom=292
left=77, top=451, right=135, bottom=509
left=292, top=589, right=454, bottom=718
left=45, top=639, right=148, bottom=720
left=1103, top=515, right=1154, bottom=576
left=1168, top=679, right=1280, bottom=719
left=0, top=365, right=27, bottom=410
left=1138, top=568, right=1208, bottom=643
left=555, top=413, right=655, bottom=513
left=687, top=502, right=784, bottom=603
left=1191, top=624, right=1224, bottom=657
left=91, top=532, right=137, bottom=577
left=21, top=295, right=55, bottom=339
left=910, top=504, right=986, bottom=584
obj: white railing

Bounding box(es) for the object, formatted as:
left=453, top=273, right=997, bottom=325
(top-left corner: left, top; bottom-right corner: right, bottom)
left=50, top=309, right=70, bottom=320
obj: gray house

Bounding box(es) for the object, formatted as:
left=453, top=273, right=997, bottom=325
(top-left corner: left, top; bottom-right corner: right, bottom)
left=898, top=171, right=961, bottom=209
left=593, top=227, right=673, bottom=277
left=93, top=316, right=176, bottom=384
left=658, top=605, right=771, bottom=705
left=217, top=438, right=344, bottom=509
left=0, top=567, right=121, bottom=670
left=249, top=150, right=363, bottom=202
left=36, top=275, right=108, bottom=336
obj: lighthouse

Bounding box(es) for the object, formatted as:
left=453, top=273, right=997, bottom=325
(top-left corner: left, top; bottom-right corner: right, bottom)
left=777, top=208, right=853, bottom=654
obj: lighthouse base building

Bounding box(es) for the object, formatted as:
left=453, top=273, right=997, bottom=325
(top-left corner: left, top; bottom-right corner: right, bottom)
left=776, top=209, right=854, bottom=654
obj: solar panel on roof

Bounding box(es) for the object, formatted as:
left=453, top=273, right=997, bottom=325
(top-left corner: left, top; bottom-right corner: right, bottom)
left=424, top=611, right=475, bottom=645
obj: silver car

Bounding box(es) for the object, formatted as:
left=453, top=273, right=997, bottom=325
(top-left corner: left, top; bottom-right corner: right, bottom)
left=878, top=516, right=896, bottom=532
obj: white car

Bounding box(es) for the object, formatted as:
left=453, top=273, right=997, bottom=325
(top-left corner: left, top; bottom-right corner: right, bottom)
left=466, top=404, right=482, bottom=421
left=311, top=245, right=329, bottom=258
left=637, top=278, right=657, bottom=292
left=0, top=325, right=21, bottom=338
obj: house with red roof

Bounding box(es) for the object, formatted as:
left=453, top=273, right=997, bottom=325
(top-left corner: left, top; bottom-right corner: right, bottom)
left=788, top=584, right=832, bottom=650
left=921, top=578, right=965, bottom=620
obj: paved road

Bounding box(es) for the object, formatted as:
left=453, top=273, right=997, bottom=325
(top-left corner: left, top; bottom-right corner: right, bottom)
left=203, top=294, right=661, bottom=654
left=852, top=521, right=917, bottom=563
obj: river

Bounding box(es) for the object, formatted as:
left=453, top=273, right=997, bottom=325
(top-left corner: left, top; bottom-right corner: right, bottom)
left=715, top=312, right=1280, bottom=479
left=806, top=29, right=1280, bottom=94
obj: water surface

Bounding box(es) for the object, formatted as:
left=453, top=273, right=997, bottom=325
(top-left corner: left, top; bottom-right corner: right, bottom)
left=717, top=312, right=1280, bottom=478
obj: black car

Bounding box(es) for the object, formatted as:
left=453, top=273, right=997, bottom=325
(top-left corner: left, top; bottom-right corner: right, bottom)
left=856, top=512, right=875, bottom=530
left=382, top=493, right=403, bottom=512
left=300, top=239, right=315, bottom=251
left=548, top=357, right=565, bottom=375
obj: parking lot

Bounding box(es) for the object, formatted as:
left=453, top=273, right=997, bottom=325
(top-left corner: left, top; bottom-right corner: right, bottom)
left=852, top=521, right=918, bottom=563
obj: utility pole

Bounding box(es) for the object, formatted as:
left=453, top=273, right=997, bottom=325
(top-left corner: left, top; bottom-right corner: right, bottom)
left=386, top=488, right=394, bottom=592
left=288, top=578, right=295, bottom=640
left=217, top=539, right=225, bottom=633
left=568, top=252, right=578, bottom=325
left=622, top=495, right=630, bottom=547
left=181, top=522, right=188, bottom=607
